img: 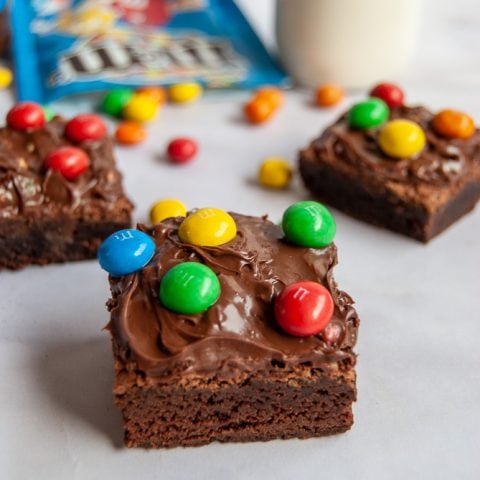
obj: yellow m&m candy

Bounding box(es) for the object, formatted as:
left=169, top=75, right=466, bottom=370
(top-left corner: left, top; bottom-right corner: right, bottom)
left=0, top=66, right=13, bottom=89
left=150, top=199, right=187, bottom=224
left=169, top=82, right=203, bottom=104
left=258, top=157, right=292, bottom=189
left=123, top=93, right=158, bottom=123
left=179, top=208, right=236, bottom=247
left=378, top=119, right=426, bottom=159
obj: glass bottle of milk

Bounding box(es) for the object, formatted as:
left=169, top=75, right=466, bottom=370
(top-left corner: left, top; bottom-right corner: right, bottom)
left=275, top=0, right=422, bottom=88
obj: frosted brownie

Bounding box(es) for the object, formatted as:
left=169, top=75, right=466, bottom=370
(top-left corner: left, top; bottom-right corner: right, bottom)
left=101, top=204, right=359, bottom=448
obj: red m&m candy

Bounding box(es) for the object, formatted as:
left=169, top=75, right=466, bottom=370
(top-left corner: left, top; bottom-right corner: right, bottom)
left=322, top=321, right=343, bottom=345
left=65, top=114, right=107, bottom=143
left=45, top=146, right=90, bottom=180
left=167, top=137, right=198, bottom=164
left=7, top=102, right=46, bottom=131
left=275, top=281, right=334, bottom=337
left=370, top=82, right=405, bottom=108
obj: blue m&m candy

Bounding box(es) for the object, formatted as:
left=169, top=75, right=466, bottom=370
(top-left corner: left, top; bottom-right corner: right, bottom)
left=98, top=229, right=155, bottom=276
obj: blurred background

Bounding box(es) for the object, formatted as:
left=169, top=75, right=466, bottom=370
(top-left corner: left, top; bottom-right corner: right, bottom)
left=238, top=0, right=480, bottom=100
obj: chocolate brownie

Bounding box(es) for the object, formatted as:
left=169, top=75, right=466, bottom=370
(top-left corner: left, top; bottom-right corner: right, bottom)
left=299, top=105, right=480, bottom=242
left=0, top=116, right=132, bottom=269
left=106, top=212, right=359, bottom=448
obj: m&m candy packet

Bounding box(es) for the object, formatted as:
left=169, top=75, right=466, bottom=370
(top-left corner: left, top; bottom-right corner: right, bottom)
left=10, top=0, right=287, bottom=103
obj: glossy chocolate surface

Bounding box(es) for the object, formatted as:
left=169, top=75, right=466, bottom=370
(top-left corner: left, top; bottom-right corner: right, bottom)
left=311, top=105, right=480, bottom=187
left=108, top=214, right=359, bottom=381
left=0, top=117, right=128, bottom=218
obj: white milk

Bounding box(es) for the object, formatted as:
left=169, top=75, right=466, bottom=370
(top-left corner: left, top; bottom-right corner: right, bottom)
left=275, top=0, right=421, bottom=89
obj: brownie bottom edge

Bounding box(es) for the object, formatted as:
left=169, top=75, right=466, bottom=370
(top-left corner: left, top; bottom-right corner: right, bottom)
left=115, top=371, right=356, bottom=449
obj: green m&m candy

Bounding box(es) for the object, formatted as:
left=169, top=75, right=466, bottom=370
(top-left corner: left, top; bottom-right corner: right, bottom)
left=159, top=262, right=221, bottom=315
left=282, top=201, right=336, bottom=248
left=42, top=105, right=55, bottom=122
left=347, top=98, right=389, bottom=129
left=101, top=88, right=133, bottom=118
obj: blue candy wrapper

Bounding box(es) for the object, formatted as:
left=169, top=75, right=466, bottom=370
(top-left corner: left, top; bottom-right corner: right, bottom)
left=10, top=0, right=287, bottom=103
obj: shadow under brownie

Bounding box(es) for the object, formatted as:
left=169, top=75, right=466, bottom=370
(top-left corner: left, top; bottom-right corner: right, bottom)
left=0, top=114, right=133, bottom=269
left=299, top=105, right=480, bottom=242
left=105, top=211, right=359, bottom=448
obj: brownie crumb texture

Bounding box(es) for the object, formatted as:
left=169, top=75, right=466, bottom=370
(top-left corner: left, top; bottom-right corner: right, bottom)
left=115, top=367, right=356, bottom=449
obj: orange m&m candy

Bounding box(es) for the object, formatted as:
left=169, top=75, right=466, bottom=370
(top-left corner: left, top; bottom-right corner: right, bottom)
left=254, top=87, right=284, bottom=109
left=315, top=84, right=344, bottom=107
left=244, top=98, right=275, bottom=124
left=432, top=109, right=475, bottom=140
left=136, top=86, right=166, bottom=105
left=115, top=121, right=147, bottom=145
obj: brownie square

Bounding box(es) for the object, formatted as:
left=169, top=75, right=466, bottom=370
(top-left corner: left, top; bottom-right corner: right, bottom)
left=0, top=117, right=133, bottom=269
left=106, top=213, right=359, bottom=448
left=299, top=106, right=480, bottom=242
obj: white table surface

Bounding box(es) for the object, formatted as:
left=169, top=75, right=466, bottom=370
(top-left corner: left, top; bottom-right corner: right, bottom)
left=1, top=0, right=479, bottom=478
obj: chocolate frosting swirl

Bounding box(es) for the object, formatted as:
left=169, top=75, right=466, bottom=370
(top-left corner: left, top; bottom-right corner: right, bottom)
left=313, top=105, right=480, bottom=187
left=0, top=117, right=130, bottom=218
left=108, top=214, right=359, bottom=382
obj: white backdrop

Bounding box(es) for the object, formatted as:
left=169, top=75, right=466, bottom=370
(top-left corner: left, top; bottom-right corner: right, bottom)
left=1, top=0, right=479, bottom=478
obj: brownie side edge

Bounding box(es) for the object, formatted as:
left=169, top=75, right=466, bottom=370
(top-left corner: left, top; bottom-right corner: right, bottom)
left=300, top=149, right=480, bottom=243
left=113, top=355, right=356, bottom=449
left=0, top=215, right=131, bottom=269
left=427, top=179, right=480, bottom=240
left=299, top=154, right=431, bottom=241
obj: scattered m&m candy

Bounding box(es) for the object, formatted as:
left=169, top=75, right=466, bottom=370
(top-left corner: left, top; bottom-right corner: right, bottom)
left=432, top=109, right=475, bottom=140
left=150, top=198, right=187, bottom=224
left=101, top=89, right=133, bottom=118
left=45, top=146, right=90, bottom=180
left=315, top=83, right=344, bottom=107
left=244, top=85, right=284, bottom=124
left=258, top=157, right=292, bottom=189
left=282, top=201, right=336, bottom=248
left=167, top=137, right=198, bottom=164
left=65, top=114, right=107, bottom=142
left=159, top=262, right=221, bottom=315
left=122, top=93, right=158, bottom=123
left=378, top=119, right=426, bottom=159
left=255, top=86, right=284, bottom=109
left=179, top=208, right=237, bottom=247
left=7, top=102, right=46, bottom=131
left=244, top=98, right=275, bottom=124
left=115, top=121, right=147, bottom=145
left=98, top=229, right=155, bottom=276
left=168, top=82, right=203, bottom=104
left=275, top=281, right=334, bottom=337
left=347, top=98, right=389, bottom=129
left=0, top=66, right=13, bottom=89
left=369, top=83, right=405, bottom=108
left=136, top=86, right=166, bottom=105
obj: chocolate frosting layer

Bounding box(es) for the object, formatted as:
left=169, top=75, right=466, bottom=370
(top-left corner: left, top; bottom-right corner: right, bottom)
left=312, top=105, right=480, bottom=187
left=108, top=214, right=359, bottom=381
left=0, top=117, right=131, bottom=219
